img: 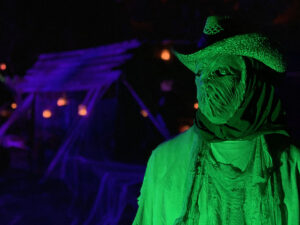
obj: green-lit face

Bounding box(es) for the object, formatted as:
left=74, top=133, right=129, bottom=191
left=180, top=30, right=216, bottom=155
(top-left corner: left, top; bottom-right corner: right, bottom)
left=195, top=54, right=246, bottom=124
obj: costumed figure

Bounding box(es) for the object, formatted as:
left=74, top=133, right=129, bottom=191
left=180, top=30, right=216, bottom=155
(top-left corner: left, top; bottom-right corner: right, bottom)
left=132, top=15, right=300, bottom=225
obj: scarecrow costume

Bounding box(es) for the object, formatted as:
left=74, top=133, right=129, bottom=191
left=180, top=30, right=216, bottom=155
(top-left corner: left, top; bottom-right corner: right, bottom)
left=132, top=16, right=300, bottom=225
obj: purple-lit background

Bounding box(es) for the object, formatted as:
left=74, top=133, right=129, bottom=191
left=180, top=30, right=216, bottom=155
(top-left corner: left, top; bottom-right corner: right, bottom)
left=0, top=1, right=299, bottom=225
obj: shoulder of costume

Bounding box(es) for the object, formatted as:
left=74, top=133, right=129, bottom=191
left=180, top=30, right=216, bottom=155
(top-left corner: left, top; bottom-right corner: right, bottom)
left=153, top=125, right=197, bottom=156
left=147, top=125, right=198, bottom=178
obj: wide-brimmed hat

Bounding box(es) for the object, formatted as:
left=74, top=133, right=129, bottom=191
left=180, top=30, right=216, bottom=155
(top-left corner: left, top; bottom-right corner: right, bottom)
left=173, top=15, right=287, bottom=73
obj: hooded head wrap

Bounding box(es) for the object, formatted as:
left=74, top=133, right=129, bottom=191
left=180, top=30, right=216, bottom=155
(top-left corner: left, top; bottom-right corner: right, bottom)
left=194, top=55, right=288, bottom=141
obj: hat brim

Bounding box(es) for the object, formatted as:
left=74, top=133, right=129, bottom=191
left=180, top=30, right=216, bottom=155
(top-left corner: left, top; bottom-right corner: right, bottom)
left=173, top=33, right=286, bottom=74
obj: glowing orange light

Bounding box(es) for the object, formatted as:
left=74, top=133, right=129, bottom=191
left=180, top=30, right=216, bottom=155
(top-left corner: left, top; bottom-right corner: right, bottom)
left=141, top=109, right=148, bottom=117
left=11, top=102, right=17, bottom=109
left=57, top=97, right=67, bottom=107
left=160, top=49, right=171, bottom=61
left=0, top=63, right=7, bottom=71
left=179, top=125, right=190, bottom=133
left=43, top=109, right=52, bottom=118
left=78, top=104, right=87, bottom=116
left=194, top=102, right=199, bottom=109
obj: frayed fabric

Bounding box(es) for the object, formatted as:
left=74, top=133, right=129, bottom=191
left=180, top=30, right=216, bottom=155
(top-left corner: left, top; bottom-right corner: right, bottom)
left=174, top=133, right=284, bottom=225
left=132, top=126, right=299, bottom=225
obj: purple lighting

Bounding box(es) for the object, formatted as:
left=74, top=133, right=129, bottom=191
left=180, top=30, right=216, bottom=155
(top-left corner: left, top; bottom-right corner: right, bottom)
left=1, top=40, right=148, bottom=225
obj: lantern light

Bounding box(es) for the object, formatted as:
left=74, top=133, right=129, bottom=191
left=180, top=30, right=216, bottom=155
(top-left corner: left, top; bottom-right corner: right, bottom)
left=57, top=97, right=67, bottom=107
left=160, top=49, right=171, bottom=61
left=140, top=109, right=148, bottom=118
left=0, top=63, right=7, bottom=71
left=43, top=109, right=52, bottom=118
left=194, top=102, right=199, bottom=109
left=78, top=104, right=87, bottom=116
left=11, top=102, right=17, bottom=109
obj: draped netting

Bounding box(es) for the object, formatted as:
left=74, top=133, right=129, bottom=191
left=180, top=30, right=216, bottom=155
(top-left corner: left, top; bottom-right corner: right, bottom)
left=1, top=40, right=151, bottom=224
left=39, top=87, right=146, bottom=225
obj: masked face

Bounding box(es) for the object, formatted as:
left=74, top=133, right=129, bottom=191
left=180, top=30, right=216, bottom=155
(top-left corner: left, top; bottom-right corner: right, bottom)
left=195, top=54, right=246, bottom=124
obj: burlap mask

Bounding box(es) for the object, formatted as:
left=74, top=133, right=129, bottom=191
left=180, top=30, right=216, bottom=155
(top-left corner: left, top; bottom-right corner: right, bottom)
left=195, top=54, right=246, bottom=125
left=194, top=54, right=287, bottom=141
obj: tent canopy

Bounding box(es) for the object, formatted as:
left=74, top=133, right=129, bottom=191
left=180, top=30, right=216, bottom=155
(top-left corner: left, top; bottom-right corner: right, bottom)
left=11, top=40, right=140, bottom=93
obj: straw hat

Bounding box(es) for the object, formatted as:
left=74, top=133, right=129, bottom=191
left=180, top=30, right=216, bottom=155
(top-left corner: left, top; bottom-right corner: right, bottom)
left=173, top=15, right=286, bottom=73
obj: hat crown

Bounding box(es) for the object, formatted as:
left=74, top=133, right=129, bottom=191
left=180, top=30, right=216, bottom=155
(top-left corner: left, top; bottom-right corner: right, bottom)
left=203, top=16, right=230, bottom=35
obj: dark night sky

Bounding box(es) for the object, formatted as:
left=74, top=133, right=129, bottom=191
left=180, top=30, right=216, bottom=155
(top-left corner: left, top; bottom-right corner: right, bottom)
left=0, top=0, right=300, bottom=75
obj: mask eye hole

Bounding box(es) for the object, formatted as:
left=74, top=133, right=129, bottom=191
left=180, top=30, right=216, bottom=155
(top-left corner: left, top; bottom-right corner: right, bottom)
left=212, top=68, right=228, bottom=76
